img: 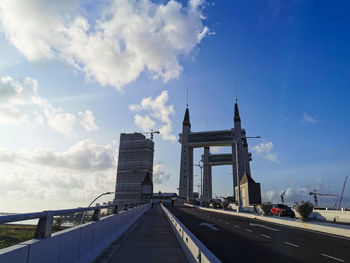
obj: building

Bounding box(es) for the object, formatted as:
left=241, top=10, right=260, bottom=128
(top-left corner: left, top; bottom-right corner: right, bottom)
left=114, top=133, right=154, bottom=202
left=235, top=172, right=261, bottom=206
left=141, top=172, right=153, bottom=201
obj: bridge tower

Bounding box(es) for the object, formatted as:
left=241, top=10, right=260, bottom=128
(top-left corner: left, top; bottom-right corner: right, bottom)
left=178, top=106, right=193, bottom=200
left=232, top=99, right=252, bottom=198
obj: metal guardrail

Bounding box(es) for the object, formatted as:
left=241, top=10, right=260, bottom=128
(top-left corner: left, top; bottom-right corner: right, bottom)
left=0, top=201, right=148, bottom=239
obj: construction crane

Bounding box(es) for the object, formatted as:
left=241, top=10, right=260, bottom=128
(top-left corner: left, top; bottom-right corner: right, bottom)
left=143, top=130, right=160, bottom=140
left=280, top=190, right=286, bottom=204
left=309, top=189, right=337, bottom=208
left=337, top=176, right=348, bottom=210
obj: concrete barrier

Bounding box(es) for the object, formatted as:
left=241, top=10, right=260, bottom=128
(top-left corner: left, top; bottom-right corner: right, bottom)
left=184, top=204, right=350, bottom=238
left=307, top=209, right=350, bottom=223
left=0, top=204, right=149, bottom=263
left=161, top=204, right=222, bottom=263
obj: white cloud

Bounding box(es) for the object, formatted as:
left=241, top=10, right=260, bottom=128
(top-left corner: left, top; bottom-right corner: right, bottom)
left=0, top=76, right=38, bottom=104
left=153, top=162, right=171, bottom=184
left=301, top=112, right=318, bottom=124
left=262, top=178, right=338, bottom=206
left=48, top=113, right=77, bottom=136
left=79, top=110, right=99, bottom=132
left=0, top=139, right=119, bottom=211
left=0, top=105, right=28, bottom=125
left=134, top=114, right=156, bottom=131
left=0, top=139, right=116, bottom=171
left=130, top=90, right=176, bottom=142
left=0, top=0, right=209, bottom=90
left=252, top=141, right=279, bottom=163
left=0, top=76, right=98, bottom=135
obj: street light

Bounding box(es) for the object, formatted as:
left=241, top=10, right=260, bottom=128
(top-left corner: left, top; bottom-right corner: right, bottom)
left=80, top=191, right=115, bottom=224
left=194, top=162, right=203, bottom=207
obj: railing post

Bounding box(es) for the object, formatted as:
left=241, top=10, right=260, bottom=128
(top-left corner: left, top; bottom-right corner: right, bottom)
left=113, top=205, right=119, bottom=214
left=34, top=211, right=53, bottom=239
left=124, top=204, right=128, bottom=211
left=92, top=208, right=101, bottom=221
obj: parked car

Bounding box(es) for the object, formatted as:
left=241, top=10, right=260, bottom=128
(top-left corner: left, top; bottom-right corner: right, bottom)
left=271, top=204, right=295, bottom=217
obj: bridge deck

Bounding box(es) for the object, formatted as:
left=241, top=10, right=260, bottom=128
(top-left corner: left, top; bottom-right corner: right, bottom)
left=96, top=203, right=187, bottom=263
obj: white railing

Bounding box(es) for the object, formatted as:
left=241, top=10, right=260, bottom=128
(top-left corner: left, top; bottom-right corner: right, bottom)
left=161, top=204, right=221, bottom=263
left=0, top=202, right=149, bottom=263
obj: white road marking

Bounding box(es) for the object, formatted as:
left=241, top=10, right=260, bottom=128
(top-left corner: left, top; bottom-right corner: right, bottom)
left=261, top=234, right=271, bottom=239
left=251, top=220, right=350, bottom=241
left=218, top=219, right=222, bottom=222
left=284, top=242, right=299, bottom=248
left=249, top=223, right=280, bottom=232
left=245, top=229, right=252, bottom=232
left=321, top=253, right=345, bottom=262
left=225, top=222, right=229, bottom=225
left=233, top=225, right=240, bottom=228
left=199, top=222, right=219, bottom=231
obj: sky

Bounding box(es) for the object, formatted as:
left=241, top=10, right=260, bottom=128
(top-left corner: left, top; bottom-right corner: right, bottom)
left=0, top=0, right=349, bottom=213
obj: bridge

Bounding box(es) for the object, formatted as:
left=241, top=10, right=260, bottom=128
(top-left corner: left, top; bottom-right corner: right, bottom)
left=1, top=200, right=350, bottom=263
left=1, top=103, right=349, bottom=262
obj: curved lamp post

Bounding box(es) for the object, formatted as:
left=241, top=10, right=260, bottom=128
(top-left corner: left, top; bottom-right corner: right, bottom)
left=80, top=191, right=115, bottom=224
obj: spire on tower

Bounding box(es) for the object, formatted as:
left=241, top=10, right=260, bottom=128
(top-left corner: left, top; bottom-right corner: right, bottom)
left=183, top=107, right=191, bottom=128
left=234, top=100, right=241, bottom=122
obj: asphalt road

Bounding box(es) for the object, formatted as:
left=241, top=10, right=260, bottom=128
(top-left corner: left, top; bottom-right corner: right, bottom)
left=165, top=204, right=350, bottom=263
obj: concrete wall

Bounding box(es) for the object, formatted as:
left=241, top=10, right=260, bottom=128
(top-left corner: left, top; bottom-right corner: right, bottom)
left=0, top=204, right=149, bottom=263
left=302, top=209, right=350, bottom=224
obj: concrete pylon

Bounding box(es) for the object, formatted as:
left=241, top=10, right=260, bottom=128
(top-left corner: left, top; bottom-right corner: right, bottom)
left=203, top=147, right=212, bottom=202
left=179, top=107, right=193, bottom=200
left=232, top=100, right=245, bottom=200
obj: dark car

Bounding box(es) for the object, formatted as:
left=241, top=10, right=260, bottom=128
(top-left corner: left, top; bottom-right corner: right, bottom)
left=271, top=204, right=295, bottom=217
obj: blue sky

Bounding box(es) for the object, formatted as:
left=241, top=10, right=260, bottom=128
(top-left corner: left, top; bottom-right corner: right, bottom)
left=0, top=0, right=349, bottom=212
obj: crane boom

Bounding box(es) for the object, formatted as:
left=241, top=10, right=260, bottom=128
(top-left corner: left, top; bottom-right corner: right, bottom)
left=317, top=193, right=337, bottom=197
left=337, top=176, right=348, bottom=210
left=280, top=190, right=286, bottom=204
left=143, top=130, right=160, bottom=140
left=309, top=189, right=337, bottom=208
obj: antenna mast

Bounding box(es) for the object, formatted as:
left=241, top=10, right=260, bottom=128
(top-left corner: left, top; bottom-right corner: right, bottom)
left=235, top=80, right=238, bottom=102
left=186, top=87, right=189, bottom=107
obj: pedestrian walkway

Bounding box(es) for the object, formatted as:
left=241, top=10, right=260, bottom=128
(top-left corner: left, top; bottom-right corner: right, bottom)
left=96, top=204, right=187, bottom=263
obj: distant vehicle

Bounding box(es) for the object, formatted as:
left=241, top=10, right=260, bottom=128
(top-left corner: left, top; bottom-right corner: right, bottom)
left=271, top=204, right=295, bottom=217
left=210, top=199, right=223, bottom=209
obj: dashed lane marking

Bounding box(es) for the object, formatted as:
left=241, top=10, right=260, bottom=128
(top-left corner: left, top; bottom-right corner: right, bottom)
left=245, top=229, right=252, bottom=232
left=233, top=225, right=240, bottom=228
left=225, top=222, right=229, bottom=225
left=321, top=254, right=345, bottom=262
left=261, top=234, right=271, bottom=239
left=284, top=242, right=299, bottom=248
